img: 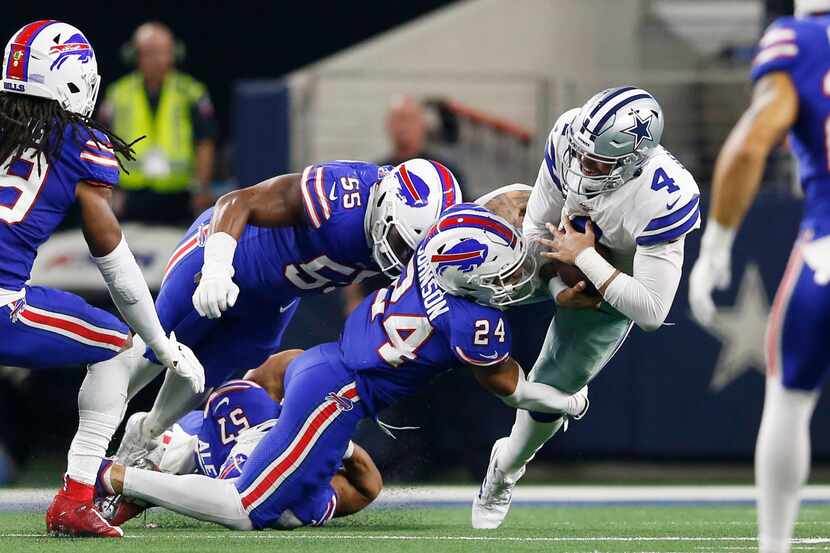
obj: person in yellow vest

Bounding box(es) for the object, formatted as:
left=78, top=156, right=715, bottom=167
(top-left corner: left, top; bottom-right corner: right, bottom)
left=99, top=22, right=216, bottom=224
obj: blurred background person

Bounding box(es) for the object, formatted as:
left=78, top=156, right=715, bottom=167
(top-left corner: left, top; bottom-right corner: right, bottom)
left=377, top=95, right=465, bottom=191
left=342, top=95, right=467, bottom=314
left=99, top=22, right=217, bottom=225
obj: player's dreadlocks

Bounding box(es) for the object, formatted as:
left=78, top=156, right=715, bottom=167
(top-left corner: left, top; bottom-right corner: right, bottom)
left=0, top=92, right=139, bottom=171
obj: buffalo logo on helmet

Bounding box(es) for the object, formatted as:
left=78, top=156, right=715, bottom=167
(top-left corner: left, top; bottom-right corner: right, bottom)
left=395, top=165, right=430, bottom=208
left=49, top=33, right=93, bottom=70
left=431, top=239, right=489, bottom=275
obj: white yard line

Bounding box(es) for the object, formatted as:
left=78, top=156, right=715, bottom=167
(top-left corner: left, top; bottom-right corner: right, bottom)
left=0, top=533, right=828, bottom=544
left=376, top=485, right=830, bottom=504
left=4, top=485, right=830, bottom=512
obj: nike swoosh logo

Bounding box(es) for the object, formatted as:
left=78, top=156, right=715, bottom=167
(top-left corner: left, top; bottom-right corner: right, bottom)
left=279, top=298, right=299, bottom=313
left=213, top=397, right=230, bottom=414
left=666, top=197, right=680, bottom=210
left=328, top=183, right=338, bottom=202
left=480, top=351, right=501, bottom=360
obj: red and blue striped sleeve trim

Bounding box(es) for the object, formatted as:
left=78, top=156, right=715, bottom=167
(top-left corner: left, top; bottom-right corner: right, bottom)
left=300, top=165, right=332, bottom=228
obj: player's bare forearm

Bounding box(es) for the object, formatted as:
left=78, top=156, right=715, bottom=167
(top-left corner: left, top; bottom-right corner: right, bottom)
left=333, top=444, right=383, bottom=517
left=77, top=182, right=123, bottom=257
left=710, top=72, right=798, bottom=229
left=471, top=357, right=520, bottom=397
left=209, top=173, right=305, bottom=240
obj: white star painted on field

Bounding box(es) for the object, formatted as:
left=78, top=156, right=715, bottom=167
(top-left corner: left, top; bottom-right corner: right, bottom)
left=702, top=263, right=771, bottom=392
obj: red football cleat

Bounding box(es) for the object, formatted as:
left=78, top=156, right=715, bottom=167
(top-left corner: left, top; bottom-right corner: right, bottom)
left=46, top=475, right=124, bottom=538
left=106, top=496, right=147, bottom=526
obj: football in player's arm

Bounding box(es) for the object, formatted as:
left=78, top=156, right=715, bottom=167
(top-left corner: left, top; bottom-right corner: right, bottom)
left=474, top=88, right=701, bottom=531
left=525, top=103, right=700, bottom=332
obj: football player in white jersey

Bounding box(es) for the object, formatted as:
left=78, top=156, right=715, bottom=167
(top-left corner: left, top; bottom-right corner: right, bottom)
left=472, top=87, right=701, bottom=529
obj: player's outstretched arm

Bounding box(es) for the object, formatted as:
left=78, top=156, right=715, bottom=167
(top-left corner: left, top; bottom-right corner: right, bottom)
left=471, top=357, right=588, bottom=418
left=710, top=72, right=797, bottom=231
left=209, top=173, right=305, bottom=239
left=332, top=443, right=383, bottom=517
left=193, top=173, right=305, bottom=319
left=689, top=72, right=798, bottom=326
left=77, top=183, right=204, bottom=392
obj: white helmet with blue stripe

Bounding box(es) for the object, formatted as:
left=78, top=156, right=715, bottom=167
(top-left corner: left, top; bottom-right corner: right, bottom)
left=421, top=203, right=535, bottom=309
left=2, top=20, right=100, bottom=118
left=366, top=158, right=461, bottom=277
left=564, top=86, right=663, bottom=196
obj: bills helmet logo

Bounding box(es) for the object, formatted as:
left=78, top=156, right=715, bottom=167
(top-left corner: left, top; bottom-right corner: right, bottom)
left=49, top=33, right=93, bottom=70
left=327, top=392, right=354, bottom=412
left=395, top=164, right=430, bottom=208
left=431, top=239, right=489, bottom=275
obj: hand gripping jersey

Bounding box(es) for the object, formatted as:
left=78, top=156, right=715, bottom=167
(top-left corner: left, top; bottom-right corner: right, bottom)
left=0, top=126, right=119, bottom=292
left=339, top=242, right=513, bottom=415
left=752, top=15, right=830, bottom=222
left=526, top=108, right=701, bottom=274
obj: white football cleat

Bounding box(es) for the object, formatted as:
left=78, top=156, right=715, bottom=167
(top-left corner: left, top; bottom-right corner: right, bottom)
left=472, top=437, right=524, bottom=529
left=115, top=412, right=153, bottom=466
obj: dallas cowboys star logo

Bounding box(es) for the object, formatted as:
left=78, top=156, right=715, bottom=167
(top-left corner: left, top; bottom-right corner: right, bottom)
left=695, top=263, right=770, bottom=392
left=622, top=112, right=654, bottom=149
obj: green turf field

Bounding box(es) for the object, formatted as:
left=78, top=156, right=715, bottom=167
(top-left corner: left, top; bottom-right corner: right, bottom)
left=1, top=505, right=829, bottom=553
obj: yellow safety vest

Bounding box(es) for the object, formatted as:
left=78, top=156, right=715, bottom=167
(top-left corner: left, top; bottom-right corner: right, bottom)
left=105, top=71, right=206, bottom=193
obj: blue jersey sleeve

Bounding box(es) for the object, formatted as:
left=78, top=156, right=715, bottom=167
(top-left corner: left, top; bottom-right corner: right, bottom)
left=299, top=162, right=372, bottom=230
left=298, top=161, right=378, bottom=265
left=61, top=128, right=120, bottom=188
left=751, top=18, right=806, bottom=83
left=447, top=299, right=512, bottom=367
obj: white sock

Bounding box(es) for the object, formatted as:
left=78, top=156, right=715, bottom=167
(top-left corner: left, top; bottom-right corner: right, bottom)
left=67, top=350, right=134, bottom=485
left=496, top=409, right=565, bottom=475
left=756, top=377, right=819, bottom=553
left=143, top=370, right=209, bottom=439
left=124, top=467, right=253, bottom=530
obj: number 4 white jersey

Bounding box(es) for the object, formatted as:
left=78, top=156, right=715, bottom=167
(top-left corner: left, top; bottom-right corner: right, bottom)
left=524, top=108, right=701, bottom=274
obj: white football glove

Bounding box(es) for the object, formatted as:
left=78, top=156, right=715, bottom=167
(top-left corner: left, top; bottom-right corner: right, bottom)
left=148, top=332, right=206, bottom=393
left=192, top=232, right=239, bottom=319
left=689, top=221, right=736, bottom=327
